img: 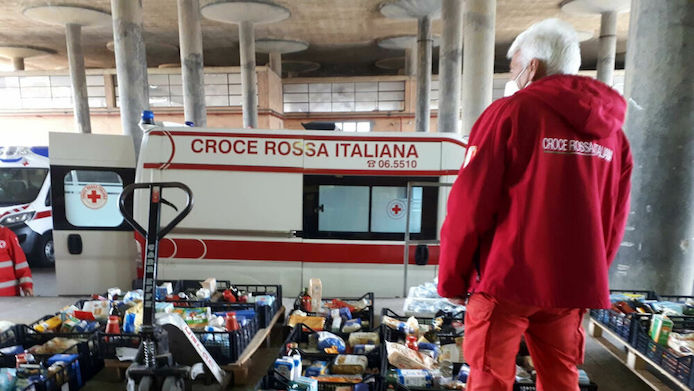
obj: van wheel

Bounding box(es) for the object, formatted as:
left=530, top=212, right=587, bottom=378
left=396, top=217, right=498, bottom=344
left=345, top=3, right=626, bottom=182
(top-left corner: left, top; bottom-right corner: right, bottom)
left=35, top=232, right=54, bottom=268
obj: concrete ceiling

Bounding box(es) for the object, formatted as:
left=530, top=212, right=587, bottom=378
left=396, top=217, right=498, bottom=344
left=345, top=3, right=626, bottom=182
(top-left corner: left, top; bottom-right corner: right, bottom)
left=0, top=0, right=630, bottom=75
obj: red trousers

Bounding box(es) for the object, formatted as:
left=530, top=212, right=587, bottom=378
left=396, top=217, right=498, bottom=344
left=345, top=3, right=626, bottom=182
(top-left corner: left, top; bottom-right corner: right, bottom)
left=464, top=293, right=586, bottom=391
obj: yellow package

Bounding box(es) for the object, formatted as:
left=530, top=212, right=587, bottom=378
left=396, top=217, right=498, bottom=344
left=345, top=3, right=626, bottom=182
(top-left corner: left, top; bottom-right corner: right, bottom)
left=288, top=314, right=326, bottom=331
left=33, top=315, right=62, bottom=333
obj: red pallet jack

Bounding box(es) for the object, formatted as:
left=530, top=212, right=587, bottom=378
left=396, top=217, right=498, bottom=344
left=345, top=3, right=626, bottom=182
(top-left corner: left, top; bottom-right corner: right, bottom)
left=119, top=182, right=231, bottom=390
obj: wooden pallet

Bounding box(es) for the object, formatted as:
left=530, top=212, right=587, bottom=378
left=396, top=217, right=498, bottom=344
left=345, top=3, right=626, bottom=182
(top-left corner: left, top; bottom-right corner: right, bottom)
left=588, top=318, right=691, bottom=391
left=104, top=306, right=285, bottom=386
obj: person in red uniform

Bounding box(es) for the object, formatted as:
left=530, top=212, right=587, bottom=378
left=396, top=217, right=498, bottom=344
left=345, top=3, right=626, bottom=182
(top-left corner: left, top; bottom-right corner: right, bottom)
left=0, top=225, right=34, bottom=296
left=438, top=18, right=632, bottom=391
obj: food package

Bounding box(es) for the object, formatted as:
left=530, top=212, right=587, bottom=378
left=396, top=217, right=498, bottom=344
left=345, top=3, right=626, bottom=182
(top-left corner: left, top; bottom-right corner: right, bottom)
left=309, top=278, right=323, bottom=312
left=33, top=315, right=62, bottom=333
left=288, top=314, right=325, bottom=330
left=196, top=288, right=211, bottom=300
left=125, top=302, right=143, bottom=333
left=342, top=318, right=362, bottom=333
left=649, top=314, right=673, bottom=346
left=82, top=300, right=110, bottom=320
left=304, top=361, right=329, bottom=377
left=440, top=337, right=464, bottom=363
left=406, top=316, right=420, bottom=336
left=155, top=302, right=174, bottom=313
left=332, top=355, right=368, bottom=375
left=382, top=316, right=413, bottom=334
left=172, top=307, right=211, bottom=328
left=201, top=278, right=217, bottom=293
left=331, top=309, right=342, bottom=333
left=348, top=332, right=379, bottom=347
left=386, top=341, right=436, bottom=370
left=312, top=374, right=363, bottom=384
left=29, top=338, right=80, bottom=355
left=418, top=342, right=440, bottom=360
left=274, top=357, right=295, bottom=381
left=291, top=376, right=318, bottom=391
left=667, top=332, right=694, bottom=356
left=317, top=331, right=346, bottom=354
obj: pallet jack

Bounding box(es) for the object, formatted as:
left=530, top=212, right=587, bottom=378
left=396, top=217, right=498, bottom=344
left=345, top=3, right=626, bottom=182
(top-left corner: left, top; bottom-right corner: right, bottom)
left=119, top=182, right=230, bottom=390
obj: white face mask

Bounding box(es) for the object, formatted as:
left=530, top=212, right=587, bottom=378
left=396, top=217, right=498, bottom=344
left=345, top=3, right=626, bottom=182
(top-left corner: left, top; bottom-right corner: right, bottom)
left=503, top=65, right=529, bottom=97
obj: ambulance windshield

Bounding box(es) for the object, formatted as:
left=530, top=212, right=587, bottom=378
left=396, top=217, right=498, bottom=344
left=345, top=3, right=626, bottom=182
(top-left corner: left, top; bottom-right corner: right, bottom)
left=0, top=168, right=48, bottom=206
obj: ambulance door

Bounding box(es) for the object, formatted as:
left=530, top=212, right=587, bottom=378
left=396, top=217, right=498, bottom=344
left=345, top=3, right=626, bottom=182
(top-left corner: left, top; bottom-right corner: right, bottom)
left=49, top=133, right=137, bottom=295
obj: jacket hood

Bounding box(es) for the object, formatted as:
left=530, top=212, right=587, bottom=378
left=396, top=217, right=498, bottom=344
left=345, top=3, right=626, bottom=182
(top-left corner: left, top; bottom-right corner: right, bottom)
left=518, top=74, right=626, bottom=139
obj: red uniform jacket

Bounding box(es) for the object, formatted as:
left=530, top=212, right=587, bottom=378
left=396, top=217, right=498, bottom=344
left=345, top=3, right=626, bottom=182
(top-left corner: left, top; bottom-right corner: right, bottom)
left=438, top=74, right=632, bottom=309
left=0, top=226, right=33, bottom=296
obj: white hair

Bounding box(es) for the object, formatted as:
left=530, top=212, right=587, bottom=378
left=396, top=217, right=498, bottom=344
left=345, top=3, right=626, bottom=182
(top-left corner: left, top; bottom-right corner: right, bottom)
left=507, top=18, right=581, bottom=75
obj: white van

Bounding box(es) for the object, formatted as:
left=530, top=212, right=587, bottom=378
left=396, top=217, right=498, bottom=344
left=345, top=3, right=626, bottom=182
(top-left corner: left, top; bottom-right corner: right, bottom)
left=49, top=127, right=466, bottom=296
left=0, top=146, right=54, bottom=267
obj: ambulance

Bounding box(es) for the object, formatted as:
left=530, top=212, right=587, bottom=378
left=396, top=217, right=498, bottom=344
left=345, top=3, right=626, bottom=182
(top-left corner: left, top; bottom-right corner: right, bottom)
left=0, top=146, right=54, bottom=267
left=49, top=124, right=466, bottom=296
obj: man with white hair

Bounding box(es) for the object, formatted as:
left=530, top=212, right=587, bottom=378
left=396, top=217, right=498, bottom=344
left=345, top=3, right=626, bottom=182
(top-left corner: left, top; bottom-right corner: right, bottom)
left=438, top=18, right=632, bottom=390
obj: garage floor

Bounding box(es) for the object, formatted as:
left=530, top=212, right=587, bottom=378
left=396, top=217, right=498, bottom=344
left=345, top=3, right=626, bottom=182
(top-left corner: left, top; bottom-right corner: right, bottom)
left=0, top=270, right=668, bottom=390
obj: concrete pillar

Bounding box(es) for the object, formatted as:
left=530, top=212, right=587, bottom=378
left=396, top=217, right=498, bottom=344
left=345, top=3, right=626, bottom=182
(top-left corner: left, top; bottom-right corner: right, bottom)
left=415, top=15, right=432, bottom=133
left=269, top=52, right=281, bottom=76
left=111, top=0, right=149, bottom=155
left=12, top=57, right=24, bottom=71
left=177, top=0, right=207, bottom=126
left=437, top=0, right=463, bottom=134
left=239, top=21, right=258, bottom=128
left=65, top=23, right=91, bottom=134
left=597, top=11, right=617, bottom=85
left=613, top=0, right=694, bottom=294
left=461, top=0, right=496, bottom=136
left=405, top=48, right=416, bottom=77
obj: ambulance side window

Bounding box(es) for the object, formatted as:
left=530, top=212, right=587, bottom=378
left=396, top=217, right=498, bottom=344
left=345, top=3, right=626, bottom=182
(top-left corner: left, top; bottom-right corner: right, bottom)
left=63, top=169, right=124, bottom=227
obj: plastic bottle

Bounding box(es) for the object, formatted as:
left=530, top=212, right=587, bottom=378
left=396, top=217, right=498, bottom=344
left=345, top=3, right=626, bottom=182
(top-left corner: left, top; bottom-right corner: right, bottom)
left=309, top=278, right=322, bottom=312
left=104, top=315, right=120, bottom=342
left=225, top=312, right=240, bottom=332
left=123, top=313, right=136, bottom=334
left=301, top=288, right=312, bottom=312
left=286, top=342, right=302, bottom=380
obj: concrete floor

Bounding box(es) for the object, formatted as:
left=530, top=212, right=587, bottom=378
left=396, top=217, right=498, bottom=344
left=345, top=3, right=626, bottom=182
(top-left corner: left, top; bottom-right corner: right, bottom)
left=0, top=269, right=669, bottom=390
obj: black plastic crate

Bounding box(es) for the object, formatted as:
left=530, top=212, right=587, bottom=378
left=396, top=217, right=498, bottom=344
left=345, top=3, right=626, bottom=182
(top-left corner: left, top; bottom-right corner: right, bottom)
left=192, top=314, right=260, bottom=364
left=97, top=332, right=142, bottom=360
left=293, top=292, right=375, bottom=331
left=1, top=325, right=101, bottom=385
left=590, top=289, right=659, bottom=344
left=131, top=278, right=181, bottom=292
left=0, top=323, right=24, bottom=349
left=513, top=382, right=598, bottom=391
left=261, top=323, right=382, bottom=391
left=158, top=281, right=282, bottom=328
left=380, top=308, right=464, bottom=346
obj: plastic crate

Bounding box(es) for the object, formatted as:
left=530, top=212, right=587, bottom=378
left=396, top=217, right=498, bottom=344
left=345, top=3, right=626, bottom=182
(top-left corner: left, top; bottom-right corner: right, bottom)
left=293, top=292, right=375, bottom=330
left=97, top=332, right=142, bottom=360
left=192, top=314, right=259, bottom=364
left=513, top=383, right=598, bottom=391
left=0, top=325, right=100, bottom=386
left=131, top=279, right=181, bottom=292
left=159, top=281, right=282, bottom=328
left=261, top=323, right=382, bottom=391
left=590, top=289, right=659, bottom=343
left=380, top=308, right=464, bottom=346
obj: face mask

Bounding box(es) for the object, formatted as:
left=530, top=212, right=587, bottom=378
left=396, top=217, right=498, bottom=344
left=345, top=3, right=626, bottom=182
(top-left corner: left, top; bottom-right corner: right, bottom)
left=503, top=65, right=529, bottom=97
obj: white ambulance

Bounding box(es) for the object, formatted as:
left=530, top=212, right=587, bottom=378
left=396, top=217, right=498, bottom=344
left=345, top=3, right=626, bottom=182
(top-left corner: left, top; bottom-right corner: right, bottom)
left=0, top=146, right=54, bottom=267
left=49, top=126, right=466, bottom=296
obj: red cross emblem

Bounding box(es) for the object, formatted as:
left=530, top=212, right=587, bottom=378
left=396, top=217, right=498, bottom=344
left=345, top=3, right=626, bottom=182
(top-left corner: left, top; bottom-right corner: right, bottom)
left=22, top=160, right=29, bottom=166
left=87, top=190, right=101, bottom=203
left=387, top=199, right=406, bottom=219
left=80, top=184, right=108, bottom=209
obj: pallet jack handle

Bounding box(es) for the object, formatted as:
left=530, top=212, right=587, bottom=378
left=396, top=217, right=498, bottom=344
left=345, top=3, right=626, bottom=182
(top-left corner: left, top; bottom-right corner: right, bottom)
left=119, top=182, right=194, bottom=240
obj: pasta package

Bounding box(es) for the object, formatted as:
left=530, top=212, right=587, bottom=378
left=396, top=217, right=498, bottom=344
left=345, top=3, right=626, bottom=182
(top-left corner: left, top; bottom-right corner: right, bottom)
left=331, top=355, right=367, bottom=375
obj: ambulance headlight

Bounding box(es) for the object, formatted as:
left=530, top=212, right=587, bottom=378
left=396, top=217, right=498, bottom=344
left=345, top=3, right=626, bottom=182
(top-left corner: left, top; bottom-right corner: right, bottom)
left=0, top=211, right=35, bottom=226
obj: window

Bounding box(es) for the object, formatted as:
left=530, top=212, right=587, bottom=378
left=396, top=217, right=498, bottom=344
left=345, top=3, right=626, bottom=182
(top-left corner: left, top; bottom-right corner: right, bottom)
left=335, top=121, right=372, bottom=132
left=283, top=81, right=406, bottom=113
left=303, top=175, right=438, bottom=240
left=63, top=169, right=124, bottom=227
left=318, top=185, right=369, bottom=232
left=0, top=168, right=48, bottom=206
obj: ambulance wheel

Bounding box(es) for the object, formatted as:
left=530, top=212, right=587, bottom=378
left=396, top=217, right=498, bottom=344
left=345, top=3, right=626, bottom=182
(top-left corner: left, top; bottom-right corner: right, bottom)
left=137, top=376, right=153, bottom=391
left=35, top=232, right=54, bottom=267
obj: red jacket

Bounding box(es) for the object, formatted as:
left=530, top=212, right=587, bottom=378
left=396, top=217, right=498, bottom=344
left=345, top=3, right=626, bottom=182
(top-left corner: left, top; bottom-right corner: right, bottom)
left=438, top=74, right=632, bottom=309
left=0, top=226, right=33, bottom=296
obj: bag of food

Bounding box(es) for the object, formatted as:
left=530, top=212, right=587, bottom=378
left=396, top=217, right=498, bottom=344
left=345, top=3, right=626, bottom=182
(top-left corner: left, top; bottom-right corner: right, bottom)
left=288, top=314, right=326, bottom=331
left=386, top=341, right=435, bottom=370
left=317, top=331, right=346, bottom=354
left=348, top=332, right=379, bottom=347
